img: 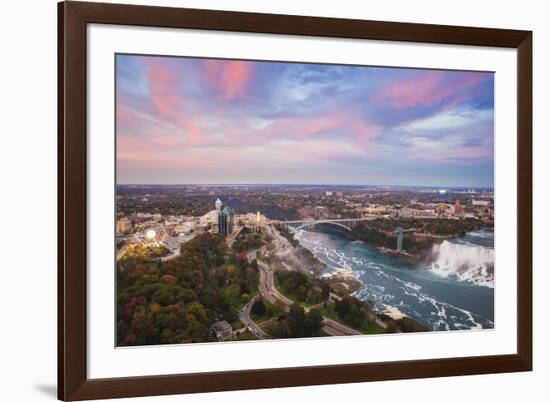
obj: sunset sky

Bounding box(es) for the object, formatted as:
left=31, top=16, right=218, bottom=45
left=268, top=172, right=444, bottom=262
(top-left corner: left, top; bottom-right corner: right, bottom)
left=116, top=54, right=494, bottom=187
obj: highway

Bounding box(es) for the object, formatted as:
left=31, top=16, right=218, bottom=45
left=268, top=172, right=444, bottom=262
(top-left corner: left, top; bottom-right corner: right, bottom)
left=322, top=317, right=362, bottom=336
left=238, top=294, right=269, bottom=340
left=257, top=260, right=294, bottom=308
left=238, top=226, right=365, bottom=338
left=256, top=253, right=361, bottom=337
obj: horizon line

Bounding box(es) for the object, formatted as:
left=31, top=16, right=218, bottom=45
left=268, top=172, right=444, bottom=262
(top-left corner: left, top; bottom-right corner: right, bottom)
left=116, top=183, right=494, bottom=189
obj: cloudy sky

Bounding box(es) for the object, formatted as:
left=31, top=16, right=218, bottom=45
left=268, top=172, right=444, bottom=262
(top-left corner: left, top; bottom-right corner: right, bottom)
left=116, top=54, right=494, bottom=187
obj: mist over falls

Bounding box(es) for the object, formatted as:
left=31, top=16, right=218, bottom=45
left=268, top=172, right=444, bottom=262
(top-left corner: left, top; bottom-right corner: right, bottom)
left=430, top=236, right=495, bottom=288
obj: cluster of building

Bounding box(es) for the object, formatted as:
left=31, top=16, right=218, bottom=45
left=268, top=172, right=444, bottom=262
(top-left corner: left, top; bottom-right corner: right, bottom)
left=298, top=205, right=330, bottom=220
left=297, top=195, right=493, bottom=222
left=392, top=198, right=493, bottom=220
left=116, top=199, right=268, bottom=256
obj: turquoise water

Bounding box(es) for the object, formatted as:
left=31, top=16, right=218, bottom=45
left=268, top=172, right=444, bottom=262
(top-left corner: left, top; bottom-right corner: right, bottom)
left=295, top=229, right=495, bottom=331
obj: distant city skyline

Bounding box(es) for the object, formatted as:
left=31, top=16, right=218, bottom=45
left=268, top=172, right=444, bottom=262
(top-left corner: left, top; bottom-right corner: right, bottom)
left=116, top=183, right=493, bottom=190
left=117, top=55, right=494, bottom=187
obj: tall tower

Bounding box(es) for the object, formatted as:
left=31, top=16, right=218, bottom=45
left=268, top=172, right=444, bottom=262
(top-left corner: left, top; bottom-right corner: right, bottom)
left=215, top=198, right=222, bottom=213
left=218, top=207, right=234, bottom=237
left=396, top=227, right=403, bottom=251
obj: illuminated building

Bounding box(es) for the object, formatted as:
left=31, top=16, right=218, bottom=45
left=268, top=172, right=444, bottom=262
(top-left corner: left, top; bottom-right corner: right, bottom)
left=218, top=207, right=234, bottom=237
left=116, top=216, right=131, bottom=234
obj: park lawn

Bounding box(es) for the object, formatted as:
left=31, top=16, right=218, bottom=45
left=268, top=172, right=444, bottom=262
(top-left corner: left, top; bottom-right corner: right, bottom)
left=319, top=303, right=386, bottom=335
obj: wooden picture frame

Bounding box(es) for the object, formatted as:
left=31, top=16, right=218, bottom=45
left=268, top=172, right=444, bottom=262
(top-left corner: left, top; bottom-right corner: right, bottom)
left=58, top=1, right=532, bottom=400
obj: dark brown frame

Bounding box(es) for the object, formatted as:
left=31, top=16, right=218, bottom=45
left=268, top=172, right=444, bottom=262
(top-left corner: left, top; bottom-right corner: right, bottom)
left=58, top=1, right=532, bottom=400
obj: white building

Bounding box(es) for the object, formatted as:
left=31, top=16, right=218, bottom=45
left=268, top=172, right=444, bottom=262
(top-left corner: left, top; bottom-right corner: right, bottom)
left=400, top=207, right=436, bottom=218
left=200, top=210, right=218, bottom=227
left=472, top=199, right=491, bottom=207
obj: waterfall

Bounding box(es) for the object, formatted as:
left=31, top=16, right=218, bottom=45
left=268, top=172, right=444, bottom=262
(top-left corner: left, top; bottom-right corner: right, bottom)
left=430, top=240, right=494, bottom=288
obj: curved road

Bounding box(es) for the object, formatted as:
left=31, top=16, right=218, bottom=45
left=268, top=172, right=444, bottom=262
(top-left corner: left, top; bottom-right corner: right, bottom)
left=257, top=257, right=361, bottom=337
left=238, top=294, right=269, bottom=339
left=240, top=228, right=364, bottom=338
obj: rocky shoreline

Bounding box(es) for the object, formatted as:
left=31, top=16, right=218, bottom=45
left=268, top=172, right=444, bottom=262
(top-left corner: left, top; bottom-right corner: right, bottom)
left=273, top=227, right=431, bottom=332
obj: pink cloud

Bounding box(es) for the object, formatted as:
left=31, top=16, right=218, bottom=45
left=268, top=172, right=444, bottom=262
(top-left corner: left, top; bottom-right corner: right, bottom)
left=222, top=61, right=252, bottom=99
left=370, top=71, right=486, bottom=108
left=203, top=60, right=253, bottom=99
left=117, top=133, right=215, bottom=171
left=417, top=145, right=492, bottom=164
left=257, top=109, right=381, bottom=150
left=147, top=61, right=179, bottom=116
left=141, top=60, right=208, bottom=146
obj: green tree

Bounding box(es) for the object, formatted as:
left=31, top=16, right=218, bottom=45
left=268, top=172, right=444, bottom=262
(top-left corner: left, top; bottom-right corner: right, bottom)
left=251, top=298, right=266, bottom=317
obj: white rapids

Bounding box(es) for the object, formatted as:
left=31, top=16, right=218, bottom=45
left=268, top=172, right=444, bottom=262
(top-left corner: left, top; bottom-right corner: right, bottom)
left=430, top=240, right=494, bottom=288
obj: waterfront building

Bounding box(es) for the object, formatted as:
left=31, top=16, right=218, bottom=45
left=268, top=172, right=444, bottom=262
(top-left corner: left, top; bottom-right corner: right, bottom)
left=218, top=207, right=234, bottom=237
left=472, top=199, right=491, bottom=207
left=400, top=207, right=436, bottom=218
left=454, top=199, right=462, bottom=215
left=365, top=205, right=387, bottom=215
left=211, top=321, right=233, bottom=342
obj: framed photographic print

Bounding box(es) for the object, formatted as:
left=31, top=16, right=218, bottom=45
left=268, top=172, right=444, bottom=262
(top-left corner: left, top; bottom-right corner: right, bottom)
left=58, top=1, right=532, bottom=400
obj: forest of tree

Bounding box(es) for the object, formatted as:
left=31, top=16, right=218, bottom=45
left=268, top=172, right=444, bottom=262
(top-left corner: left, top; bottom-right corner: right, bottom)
left=275, top=270, right=329, bottom=305
left=333, top=296, right=375, bottom=329
left=116, top=234, right=259, bottom=346
left=350, top=217, right=486, bottom=255
left=267, top=305, right=324, bottom=338
left=231, top=228, right=266, bottom=253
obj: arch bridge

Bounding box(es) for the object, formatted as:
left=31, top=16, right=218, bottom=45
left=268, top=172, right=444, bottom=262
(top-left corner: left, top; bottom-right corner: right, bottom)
left=273, top=217, right=375, bottom=233
left=272, top=218, right=416, bottom=251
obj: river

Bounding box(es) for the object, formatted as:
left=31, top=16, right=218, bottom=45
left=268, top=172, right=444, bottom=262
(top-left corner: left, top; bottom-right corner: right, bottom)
left=294, top=228, right=495, bottom=331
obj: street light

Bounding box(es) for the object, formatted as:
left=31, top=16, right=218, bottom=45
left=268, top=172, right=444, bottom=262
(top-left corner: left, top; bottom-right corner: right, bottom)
left=145, top=229, right=156, bottom=241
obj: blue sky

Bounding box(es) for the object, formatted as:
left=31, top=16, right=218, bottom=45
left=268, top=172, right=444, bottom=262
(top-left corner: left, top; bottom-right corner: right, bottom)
left=117, top=55, right=494, bottom=187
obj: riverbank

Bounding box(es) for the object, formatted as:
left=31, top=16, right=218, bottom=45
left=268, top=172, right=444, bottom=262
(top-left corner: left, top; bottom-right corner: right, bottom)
left=271, top=226, right=431, bottom=333
left=307, top=218, right=492, bottom=266
left=294, top=227, right=495, bottom=331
